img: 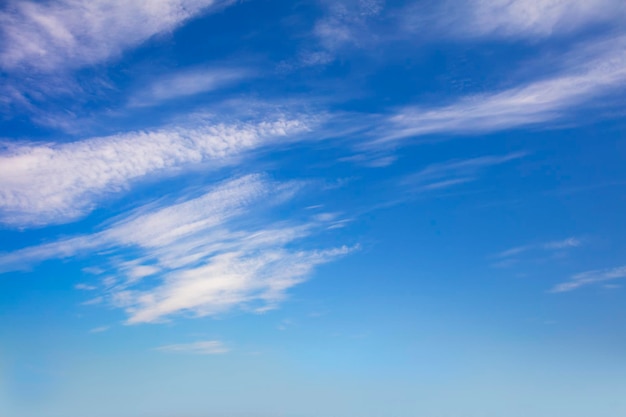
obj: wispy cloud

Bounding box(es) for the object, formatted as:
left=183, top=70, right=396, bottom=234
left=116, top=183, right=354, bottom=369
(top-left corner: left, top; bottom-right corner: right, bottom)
left=402, top=152, right=526, bottom=192
left=285, top=0, right=384, bottom=69
left=75, top=283, right=98, bottom=291
left=129, top=67, right=254, bottom=107
left=0, top=175, right=354, bottom=324
left=551, top=266, right=626, bottom=293
left=89, top=325, right=110, bottom=333
left=314, top=0, right=383, bottom=50
left=402, top=0, right=625, bottom=41
left=0, top=0, right=234, bottom=71
left=0, top=116, right=311, bottom=227
left=378, top=37, right=626, bottom=142
left=496, top=237, right=582, bottom=259
left=446, top=0, right=625, bottom=40
left=156, top=340, right=229, bottom=355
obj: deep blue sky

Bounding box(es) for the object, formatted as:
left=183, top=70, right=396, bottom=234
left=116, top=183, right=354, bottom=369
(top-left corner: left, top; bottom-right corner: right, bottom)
left=1, top=1, right=626, bottom=416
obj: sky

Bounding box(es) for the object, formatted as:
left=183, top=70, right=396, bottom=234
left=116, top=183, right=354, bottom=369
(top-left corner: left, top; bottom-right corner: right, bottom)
left=0, top=0, right=625, bottom=416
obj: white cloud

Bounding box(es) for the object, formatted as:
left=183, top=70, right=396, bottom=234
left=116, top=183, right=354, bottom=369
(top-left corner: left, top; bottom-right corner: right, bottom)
left=0, top=116, right=310, bottom=227
left=89, top=325, right=110, bottom=333
left=315, top=0, right=384, bottom=49
left=0, top=0, right=234, bottom=71
left=285, top=0, right=384, bottom=69
left=541, top=237, right=583, bottom=250
left=451, top=0, right=625, bottom=39
left=403, top=152, right=526, bottom=192
left=0, top=175, right=355, bottom=324
left=0, top=174, right=278, bottom=270
left=496, top=237, right=582, bottom=259
left=551, top=266, right=626, bottom=292
left=75, top=283, right=98, bottom=291
left=129, top=67, right=254, bottom=107
left=378, top=37, right=626, bottom=142
left=402, top=0, right=625, bottom=41
left=156, top=340, right=229, bottom=355
left=120, top=245, right=351, bottom=324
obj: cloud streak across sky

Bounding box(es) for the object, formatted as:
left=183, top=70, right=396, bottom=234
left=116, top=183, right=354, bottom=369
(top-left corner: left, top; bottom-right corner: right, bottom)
left=129, top=66, right=255, bottom=108
left=0, top=116, right=310, bottom=226
left=402, top=152, right=526, bottom=192
left=0, top=174, right=353, bottom=324
left=156, top=340, right=230, bottom=355
left=0, top=0, right=234, bottom=71
left=378, top=36, right=626, bottom=142
left=551, top=266, right=626, bottom=292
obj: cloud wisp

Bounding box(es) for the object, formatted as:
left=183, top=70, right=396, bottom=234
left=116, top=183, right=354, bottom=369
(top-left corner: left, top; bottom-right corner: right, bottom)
left=0, top=0, right=234, bottom=71
left=283, top=0, right=384, bottom=70
left=401, top=0, right=625, bottom=41
left=0, top=175, right=354, bottom=324
left=156, top=340, right=229, bottom=355
left=129, top=66, right=254, bottom=108
left=402, top=152, right=526, bottom=192
left=0, top=116, right=311, bottom=227
left=551, top=266, right=626, bottom=292
left=446, top=0, right=625, bottom=40
left=495, top=237, right=582, bottom=259
left=491, top=237, right=582, bottom=268
left=376, top=37, right=626, bottom=143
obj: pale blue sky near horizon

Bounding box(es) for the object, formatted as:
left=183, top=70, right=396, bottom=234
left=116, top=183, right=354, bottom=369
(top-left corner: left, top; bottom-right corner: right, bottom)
left=1, top=1, right=626, bottom=416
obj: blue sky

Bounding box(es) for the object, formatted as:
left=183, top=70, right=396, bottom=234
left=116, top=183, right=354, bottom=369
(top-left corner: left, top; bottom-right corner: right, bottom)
left=1, top=0, right=626, bottom=416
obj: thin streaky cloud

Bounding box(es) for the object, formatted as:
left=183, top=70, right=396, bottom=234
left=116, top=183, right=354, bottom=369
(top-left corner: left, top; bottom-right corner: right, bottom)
left=401, top=0, right=625, bottom=41
left=377, top=38, right=626, bottom=142
left=129, top=67, right=255, bottom=108
left=542, top=238, right=583, bottom=250
left=551, top=266, right=626, bottom=293
left=156, top=340, right=229, bottom=355
left=403, top=152, right=526, bottom=192
left=0, top=116, right=311, bottom=227
left=0, top=0, right=235, bottom=71
left=0, top=175, right=355, bottom=324
left=75, top=283, right=98, bottom=291
left=449, top=0, right=625, bottom=39
left=0, top=174, right=275, bottom=272
left=496, top=237, right=582, bottom=259
left=89, top=326, right=110, bottom=334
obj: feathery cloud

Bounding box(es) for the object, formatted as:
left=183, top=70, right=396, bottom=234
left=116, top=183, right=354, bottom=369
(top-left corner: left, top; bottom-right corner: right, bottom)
left=0, top=116, right=310, bottom=227
left=156, top=340, right=229, bottom=355
left=0, top=0, right=234, bottom=71
left=551, top=266, right=626, bottom=292
left=496, top=237, right=582, bottom=259
left=402, top=152, right=526, bottom=192
left=0, top=175, right=354, bottom=324
left=449, top=0, right=625, bottom=39
left=402, top=0, right=625, bottom=41
left=129, top=67, right=254, bottom=108
left=378, top=37, right=626, bottom=142
left=491, top=237, right=582, bottom=268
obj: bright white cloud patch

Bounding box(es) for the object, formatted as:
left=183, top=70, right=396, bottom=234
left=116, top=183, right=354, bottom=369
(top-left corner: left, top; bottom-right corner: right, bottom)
left=156, top=340, right=229, bottom=355
left=0, top=0, right=234, bottom=71
left=0, top=117, right=310, bottom=226
left=551, top=266, right=626, bottom=292
left=379, top=38, right=626, bottom=142
left=0, top=175, right=354, bottom=324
